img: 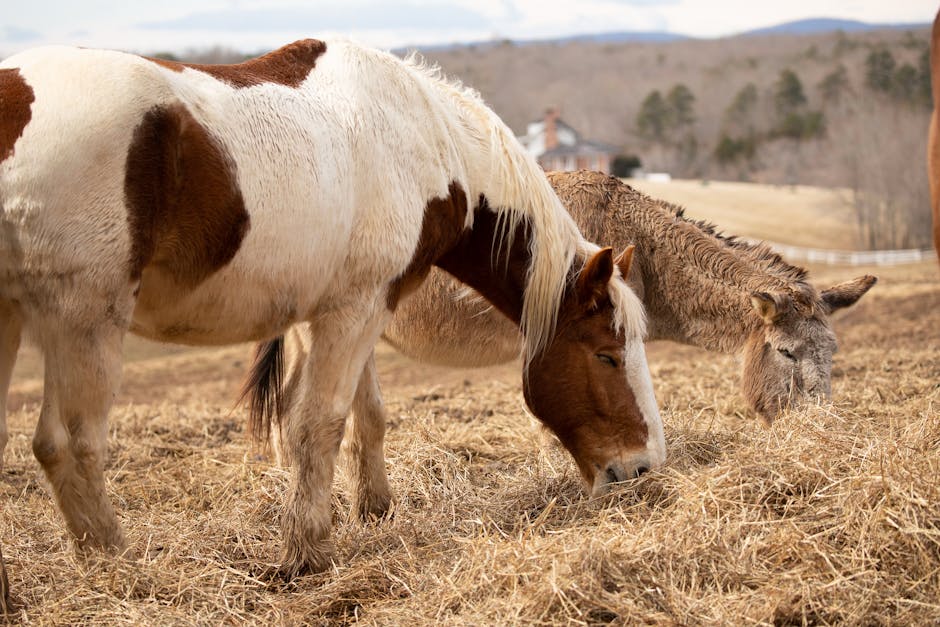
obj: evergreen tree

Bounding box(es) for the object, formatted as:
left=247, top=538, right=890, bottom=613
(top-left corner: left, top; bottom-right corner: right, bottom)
left=636, top=90, right=669, bottom=141
left=892, top=63, right=919, bottom=103
left=774, top=69, right=807, bottom=116
left=771, top=69, right=824, bottom=140
left=865, top=48, right=897, bottom=93
left=666, top=84, right=696, bottom=128
left=726, top=83, right=758, bottom=122
left=819, top=65, right=850, bottom=104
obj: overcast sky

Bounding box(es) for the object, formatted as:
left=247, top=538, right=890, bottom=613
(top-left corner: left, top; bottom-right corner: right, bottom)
left=1, top=0, right=934, bottom=55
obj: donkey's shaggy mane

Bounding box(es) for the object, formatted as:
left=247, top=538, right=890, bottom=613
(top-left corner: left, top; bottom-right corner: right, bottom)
left=671, top=206, right=810, bottom=283
left=666, top=204, right=818, bottom=309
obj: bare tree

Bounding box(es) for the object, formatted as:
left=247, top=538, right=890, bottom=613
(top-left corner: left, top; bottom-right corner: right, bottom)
left=829, top=97, right=932, bottom=249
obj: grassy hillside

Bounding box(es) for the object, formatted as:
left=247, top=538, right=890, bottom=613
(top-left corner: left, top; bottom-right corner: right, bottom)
left=423, top=28, right=932, bottom=249
left=423, top=28, right=929, bottom=178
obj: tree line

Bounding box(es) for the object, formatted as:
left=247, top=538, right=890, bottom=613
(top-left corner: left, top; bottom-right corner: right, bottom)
left=621, top=45, right=933, bottom=250
left=628, top=46, right=931, bottom=172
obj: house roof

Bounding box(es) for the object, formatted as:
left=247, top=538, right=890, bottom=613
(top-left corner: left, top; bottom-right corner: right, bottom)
left=518, top=114, right=618, bottom=158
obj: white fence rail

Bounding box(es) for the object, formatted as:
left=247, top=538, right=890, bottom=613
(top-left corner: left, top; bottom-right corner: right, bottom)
left=756, top=241, right=936, bottom=266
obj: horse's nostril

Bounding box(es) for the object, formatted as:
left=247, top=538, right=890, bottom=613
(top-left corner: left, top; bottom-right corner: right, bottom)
left=605, top=466, right=620, bottom=484
left=604, top=462, right=649, bottom=484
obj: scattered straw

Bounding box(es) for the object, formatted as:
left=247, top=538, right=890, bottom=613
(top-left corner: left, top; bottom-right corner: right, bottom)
left=0, top=262, right=937, bottom=625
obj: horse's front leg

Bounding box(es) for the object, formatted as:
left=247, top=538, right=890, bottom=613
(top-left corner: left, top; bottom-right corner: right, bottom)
left=279, top=304, right=390, bottom=577
left=32, top=321, right=126, bottom=551
left=267, top=337, right=393, bottom=520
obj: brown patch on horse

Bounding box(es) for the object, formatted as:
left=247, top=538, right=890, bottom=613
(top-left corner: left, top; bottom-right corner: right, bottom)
left=433, top=200, right=532, bottom=323
left=0, top=68, right=34, bottom=164
left=387, top=182, right=469, bottom=309
left=145, top=39, right=326, bottom=89
left=124, top=102, right=250, bottom=285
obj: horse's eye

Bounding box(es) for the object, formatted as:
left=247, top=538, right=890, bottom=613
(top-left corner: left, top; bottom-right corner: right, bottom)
left=596, top=353, right=618, bottom=367
left=777, top=348, right=796, bottom=361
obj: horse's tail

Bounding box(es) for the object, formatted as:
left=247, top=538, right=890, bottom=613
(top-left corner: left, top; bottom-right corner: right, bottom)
left=239, top=336, right=286, bottom=445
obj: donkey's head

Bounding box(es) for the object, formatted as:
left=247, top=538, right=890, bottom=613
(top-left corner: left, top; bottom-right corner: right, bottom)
left=742, top=275, right=876, bottom=421
left=523, top=246, right=665, bottom=495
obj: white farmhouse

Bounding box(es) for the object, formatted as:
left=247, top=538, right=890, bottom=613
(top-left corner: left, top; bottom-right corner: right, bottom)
left=517, top=107, right=618, bottom=174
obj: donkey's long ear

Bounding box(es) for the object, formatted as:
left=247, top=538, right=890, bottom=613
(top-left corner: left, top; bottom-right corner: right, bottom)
left=578, top=247, right=615, bottom=309
left=614, top=245, right=635, bottom=278
left=750, top=291, right=790, bottom=324
left=820, top=275, right=877, bottom=312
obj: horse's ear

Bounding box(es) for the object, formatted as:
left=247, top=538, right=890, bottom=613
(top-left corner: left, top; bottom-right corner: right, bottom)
left=614, top=245, right=635, bottom=278
left=578, top=247, right=615, bottom=309
left=820, top=275, right=877, bottom=312
left=750, top=291, right=789, bottom=324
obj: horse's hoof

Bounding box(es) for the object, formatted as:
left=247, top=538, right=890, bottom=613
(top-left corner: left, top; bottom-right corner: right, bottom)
left=275, top=559, right=330, bottom=582
left=356, top=491, right=393, bottom=523
left=278, top=542, right=334, bottom=581
left=75, top=528, right=129, bottom=556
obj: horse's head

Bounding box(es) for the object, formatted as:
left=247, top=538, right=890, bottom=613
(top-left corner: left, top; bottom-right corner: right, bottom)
left=742, top=275, right=876, bottom=421
left=522, top=245, right=665, bottom=495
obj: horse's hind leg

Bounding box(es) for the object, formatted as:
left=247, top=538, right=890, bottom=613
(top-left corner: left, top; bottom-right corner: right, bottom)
left=0, top=300, right=22, bottom=471
left=347, top=352, right=392, bottom=521
left=32, top=322, right=126, bottom=551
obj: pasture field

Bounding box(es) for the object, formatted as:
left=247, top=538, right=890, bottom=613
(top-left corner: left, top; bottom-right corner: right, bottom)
left=0, top=185, right=938, bottom=624
left=627, top=178, right=859, bottom=250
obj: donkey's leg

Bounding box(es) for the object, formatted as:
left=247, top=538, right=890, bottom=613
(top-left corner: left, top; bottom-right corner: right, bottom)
left=32, top=323, right=126, bottom=551
left=279, top=306, right=390, bottom=577
left=0, top=300, right=22, bottom=471
left=347, top=352, right=392, bottom=521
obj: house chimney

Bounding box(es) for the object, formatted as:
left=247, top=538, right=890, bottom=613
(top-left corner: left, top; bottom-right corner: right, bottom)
left=544, top=107, right=559, bottom=151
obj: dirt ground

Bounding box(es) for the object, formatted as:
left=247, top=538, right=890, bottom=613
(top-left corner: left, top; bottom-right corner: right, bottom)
left=0, top=254, right=937, bottom=624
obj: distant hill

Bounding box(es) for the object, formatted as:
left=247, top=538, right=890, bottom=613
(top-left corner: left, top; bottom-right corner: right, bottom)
left=411, top=17, right=931, bottom=53
left=738, top=17, right=930, bottom=37
left=407, top=30, right=687, bottom=54
left=519, top=31, right=690, bottom=45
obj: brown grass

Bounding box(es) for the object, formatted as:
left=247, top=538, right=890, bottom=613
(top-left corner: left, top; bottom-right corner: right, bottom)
left=627, top=178, right=858, bottom=249
left=1, top=259, right=938, bottom=624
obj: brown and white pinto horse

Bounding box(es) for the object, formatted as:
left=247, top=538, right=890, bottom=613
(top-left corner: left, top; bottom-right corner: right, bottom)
left=0, top=40, right=662, bottom=576
left=928, top=7, right=940, bottom=264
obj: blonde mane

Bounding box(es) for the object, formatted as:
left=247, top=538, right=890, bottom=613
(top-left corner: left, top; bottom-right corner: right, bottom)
left=396, top=53, right=649, bottom=363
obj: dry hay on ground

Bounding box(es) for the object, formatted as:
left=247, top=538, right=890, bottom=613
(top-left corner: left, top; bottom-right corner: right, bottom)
left=0, top=261, right=937, bottom=625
